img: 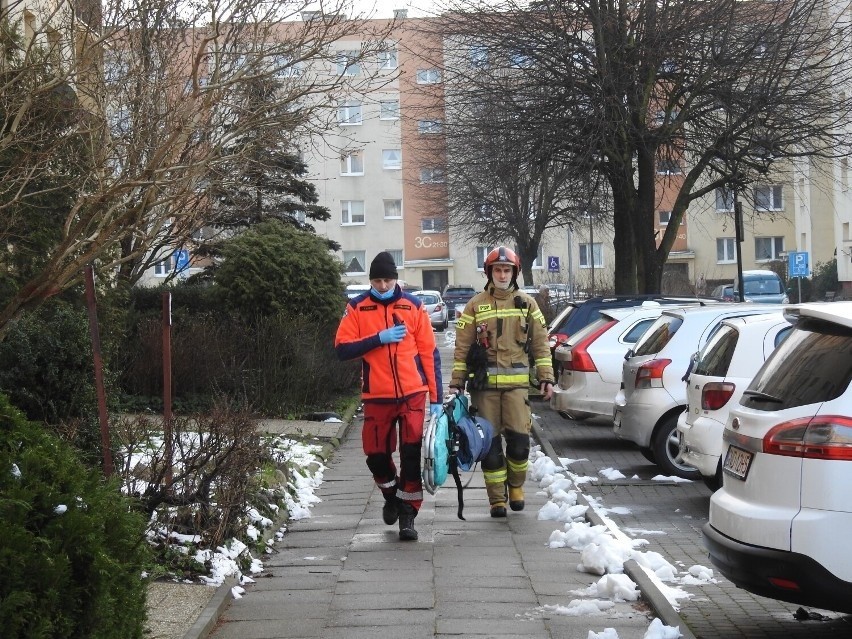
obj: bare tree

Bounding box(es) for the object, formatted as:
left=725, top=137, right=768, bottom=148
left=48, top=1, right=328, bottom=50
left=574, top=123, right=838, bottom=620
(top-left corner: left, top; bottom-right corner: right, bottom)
left=0, top=0, right=395, bottom=337
left=418, top=0, right=852, bottom=293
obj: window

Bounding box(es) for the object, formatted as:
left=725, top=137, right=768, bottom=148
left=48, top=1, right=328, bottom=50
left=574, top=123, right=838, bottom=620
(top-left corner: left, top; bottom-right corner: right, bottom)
left=342, top=251, right=366, bottom=274
left=338, top=101, right=362, bottom=125
left=715, top=187, right=734, bottom=212
left=509, top=49, right=533, bottom=68
left=658, top=211, right=683, bottom=226
left=653, top=110, right=679, bottom=126
left=378, top=50, right=398, bottom=70
left=380, top=99, right=400, bottom=120
left=340, top=151, right=364, bottom=175
left=420, top=168, right=445, bottom=183
left=531, top=246, right=544, bottom=269
left=417, top=119, right=443, bottom=134
left=384, top=199, right=402, bottom=218
left=754, top=185, right=783, bottom=211
left=421, top=218, right=447, bottom=233
left=335, top=50, right=360, bottom=76
left=842, top=158, right=849, bottom=191
left=272, top=54, right=303, bottom=78
left=579, top=243, right=603, bottom=268
left=385, top=249, right=403, bottom=266
left=341, top=200, right=365, bottom=225
left=755, top=236, right=785, bottom=261
left=154, top=255, right=174, bottom=277
left=656, top=159, right=681, bottom=175
left=476, top=246, right=496, bottom=269
left=382, top=149, right=401, bottom=170
left=716, top=238, right=736, bottom=263
left=416, top=68, right=441, bottom=84
left=468, top=43, right=488, bottom=68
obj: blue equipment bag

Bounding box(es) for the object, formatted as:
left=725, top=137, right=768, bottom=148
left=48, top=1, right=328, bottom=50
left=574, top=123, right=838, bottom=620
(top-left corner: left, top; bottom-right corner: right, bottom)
left=422, top=393, right=494, bottom=520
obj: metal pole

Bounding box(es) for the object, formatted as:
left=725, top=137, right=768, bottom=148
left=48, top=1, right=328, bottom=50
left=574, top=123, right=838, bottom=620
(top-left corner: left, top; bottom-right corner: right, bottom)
left=734, top=194, right=745, bottom=302
left=162, top=291, right=173, bottom=487
left=589, top=213, right=595, bottom=297
left=567, top=225, right=575, bottom=301
left=84, top=265, right=114, bottom=477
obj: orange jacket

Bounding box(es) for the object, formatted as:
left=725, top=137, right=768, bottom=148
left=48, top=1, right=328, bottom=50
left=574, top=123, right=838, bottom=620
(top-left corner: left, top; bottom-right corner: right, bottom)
left=335, top=286, right=442, bottom=403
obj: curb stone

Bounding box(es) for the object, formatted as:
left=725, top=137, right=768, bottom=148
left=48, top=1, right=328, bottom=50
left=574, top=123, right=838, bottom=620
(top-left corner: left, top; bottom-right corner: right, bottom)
left=178, top=400, right=357, bottom=639
left=530, top=414, right=698, bottom=639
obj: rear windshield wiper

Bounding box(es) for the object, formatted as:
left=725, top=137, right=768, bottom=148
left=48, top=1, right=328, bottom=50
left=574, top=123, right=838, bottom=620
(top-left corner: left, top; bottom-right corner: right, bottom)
left=741, top=389, right=783, bottom=403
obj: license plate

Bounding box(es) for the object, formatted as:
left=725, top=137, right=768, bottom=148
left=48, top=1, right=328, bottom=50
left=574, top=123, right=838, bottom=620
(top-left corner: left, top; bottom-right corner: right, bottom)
left=723, top=445, right=753, bottom=480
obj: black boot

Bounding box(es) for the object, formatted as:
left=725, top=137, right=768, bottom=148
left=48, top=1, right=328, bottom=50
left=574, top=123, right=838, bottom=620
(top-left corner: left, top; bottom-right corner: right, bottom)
left=382, top=495, right=400, bottom=525
left=398, top=502, right=418, bottom=541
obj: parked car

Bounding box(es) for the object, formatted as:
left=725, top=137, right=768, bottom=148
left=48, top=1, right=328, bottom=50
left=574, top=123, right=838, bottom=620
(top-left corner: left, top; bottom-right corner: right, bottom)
left=442, top=285, right=479, bottom=320
left=612, top=303, right=780, bottom=478
left=547, top=295, right=715, bottom=375
left=732, top=269, right=789, bottom=304
left=676, top=311, right=792, bottom=490
left=411, top=290, right=449, bottom=331
left=344, top=284, right=370, bottom=299
left=551, top=302, right=696, bottom=421
left=703, top=302, right=852, bottom=613
left=710, top=284, right=734, bottom=302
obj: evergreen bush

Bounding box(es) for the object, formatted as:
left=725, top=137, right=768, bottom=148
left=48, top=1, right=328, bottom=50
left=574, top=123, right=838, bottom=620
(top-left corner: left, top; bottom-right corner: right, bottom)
left=0, top=395, right=150, bottom=639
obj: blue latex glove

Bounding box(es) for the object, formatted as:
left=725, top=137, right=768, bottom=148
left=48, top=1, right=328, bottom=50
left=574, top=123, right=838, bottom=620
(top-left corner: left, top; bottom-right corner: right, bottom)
left=378, top=324, right=406, bottom=344
left=430, top=403, right=443, bottom=419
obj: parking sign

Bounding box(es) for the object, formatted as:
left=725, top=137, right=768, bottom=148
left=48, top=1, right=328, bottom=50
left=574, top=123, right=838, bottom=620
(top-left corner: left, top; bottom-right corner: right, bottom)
left=788, top=251, right=809, bottom=277
left=548, top=256, right=560, bottom=272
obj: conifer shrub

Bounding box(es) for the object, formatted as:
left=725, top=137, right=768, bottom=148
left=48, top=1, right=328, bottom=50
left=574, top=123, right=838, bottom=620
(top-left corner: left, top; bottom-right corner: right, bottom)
left=0, top=395, right=150, bottom=639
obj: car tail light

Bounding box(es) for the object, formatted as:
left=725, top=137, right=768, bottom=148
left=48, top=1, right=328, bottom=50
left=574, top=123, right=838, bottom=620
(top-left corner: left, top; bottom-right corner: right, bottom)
left=549, top=333, right=569, bottom=350
left=567, top=320, right=616, bottom=373
left=763, top=416, right=852, bottom=460
left=701, top=382, right=736, bottom=411
left=635, top=359, right=672, bottom=389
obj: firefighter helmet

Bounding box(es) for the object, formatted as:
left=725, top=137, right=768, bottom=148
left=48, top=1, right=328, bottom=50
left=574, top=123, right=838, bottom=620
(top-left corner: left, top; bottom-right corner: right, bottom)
left=484, top=246, right=521, bottom=281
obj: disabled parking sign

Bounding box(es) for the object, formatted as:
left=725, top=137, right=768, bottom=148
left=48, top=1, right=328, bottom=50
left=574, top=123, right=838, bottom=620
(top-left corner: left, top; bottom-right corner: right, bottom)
left=548, top=256, right=560, bottom=272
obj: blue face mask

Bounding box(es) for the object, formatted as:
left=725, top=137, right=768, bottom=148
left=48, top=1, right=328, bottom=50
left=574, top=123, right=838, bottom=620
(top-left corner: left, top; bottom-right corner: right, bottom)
left=371, top=287, right=394, bottom=300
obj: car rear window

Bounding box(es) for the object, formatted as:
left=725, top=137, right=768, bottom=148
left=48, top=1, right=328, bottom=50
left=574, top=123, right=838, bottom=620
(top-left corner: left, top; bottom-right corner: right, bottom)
left=632, top=315, right=683, bottom=356
left=623, top=318, right=657, bottom=344
left=743, top=278, right=783, bottom=295
left=418, top=294, right=439, bottom=305
left=694, top=324, right=738, bottom=377
left=743, top=318, right=852, bottom=410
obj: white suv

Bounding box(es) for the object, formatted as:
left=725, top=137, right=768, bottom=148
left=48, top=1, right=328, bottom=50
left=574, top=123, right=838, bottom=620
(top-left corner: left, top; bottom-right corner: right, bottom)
left=677, top=311, right=791, bottom=490
left=704, top=302, right=852, bottom=613
left=613, top=303, right=779, bottom=478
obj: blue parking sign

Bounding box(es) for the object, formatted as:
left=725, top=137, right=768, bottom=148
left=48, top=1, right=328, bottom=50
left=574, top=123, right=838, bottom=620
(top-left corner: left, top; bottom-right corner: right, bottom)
left=547, top=256, right=560, bottom=272
left=788, top=251, right=809, bottom=277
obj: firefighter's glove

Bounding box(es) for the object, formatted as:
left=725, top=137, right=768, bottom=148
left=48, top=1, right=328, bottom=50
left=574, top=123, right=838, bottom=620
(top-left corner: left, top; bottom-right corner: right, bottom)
left=379, top=325, right=406, bottom=344
left=430, top=403, right=443, bottom=418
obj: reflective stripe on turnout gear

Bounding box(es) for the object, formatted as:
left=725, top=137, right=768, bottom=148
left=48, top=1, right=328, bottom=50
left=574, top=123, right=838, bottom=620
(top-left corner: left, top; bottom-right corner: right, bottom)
left=507, top=457, right=528, bottom=474
left=397, top=489, right=424, bottom=502
left=483, top=467, right=507, bottom=485
left=377, top=478, right=397, bottom=489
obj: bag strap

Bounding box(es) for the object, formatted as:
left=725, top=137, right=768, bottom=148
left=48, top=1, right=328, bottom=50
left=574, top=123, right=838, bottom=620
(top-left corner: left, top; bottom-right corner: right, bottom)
left=445, top=401, right=466, bottom=521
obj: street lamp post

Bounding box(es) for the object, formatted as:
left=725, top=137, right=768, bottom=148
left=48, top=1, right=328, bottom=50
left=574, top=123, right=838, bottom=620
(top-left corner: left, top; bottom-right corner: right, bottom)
left=734, top=190, right=745, bottom=302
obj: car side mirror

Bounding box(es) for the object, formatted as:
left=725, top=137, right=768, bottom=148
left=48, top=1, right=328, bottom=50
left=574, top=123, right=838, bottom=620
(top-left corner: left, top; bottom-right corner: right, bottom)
left=624, top=348, right=634, bottom=360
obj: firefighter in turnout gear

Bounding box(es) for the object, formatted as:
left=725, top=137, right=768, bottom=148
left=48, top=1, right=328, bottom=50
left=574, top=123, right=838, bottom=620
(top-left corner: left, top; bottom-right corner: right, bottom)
left=449, top=247, right=555, bottom=517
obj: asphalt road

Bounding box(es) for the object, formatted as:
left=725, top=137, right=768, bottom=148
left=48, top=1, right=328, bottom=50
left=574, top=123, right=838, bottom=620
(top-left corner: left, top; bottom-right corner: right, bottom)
left=532, top=409, right=852, bottom=639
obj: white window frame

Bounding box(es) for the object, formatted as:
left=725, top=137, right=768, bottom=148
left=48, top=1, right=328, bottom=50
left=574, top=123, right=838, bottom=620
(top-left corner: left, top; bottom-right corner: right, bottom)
left=340, top=151, right=364, bottom=176
left=421, top=218, right=447, bottom=233
left=383, top=199, right=402, bottom=219
left=419, top=168, right=445, bottom=184
left=656, top=159, right=681, bottom=175
left=337, top=101, right=362, bottom=126
left=335, top=50, right=360, bottom=76
left=715, top=187, right=734, bottom=212
left=380, top=99, right=400, bottom=120
left=382, top=149, right=401, bottom=170
left=378, top=50, right=398, bottom=70
left=716, top=237, right=737, bottom=263
left=476, top=245, right=496, bottom=270
left=579, top=243, right=603, bottom=268
left=416, top=68, right=441, bottom=84
left=341, top=200, right=365, bottom=225
left=342, top=250, right=366, bottom=275
left=755, top=236, right=785, bottom=261
left=154, top=255, right=174, bottom=277
left=385, top=249, right=403, bottom=266
left=417, top=119, right=443, bottom=134
left=531, top=246, right=544, bottom=269
left=754, top=185, right=783, bottom=211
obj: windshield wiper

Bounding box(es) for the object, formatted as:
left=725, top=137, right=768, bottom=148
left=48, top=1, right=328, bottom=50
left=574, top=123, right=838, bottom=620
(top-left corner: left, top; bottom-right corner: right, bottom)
left=742, top=389, right=783, bottom=403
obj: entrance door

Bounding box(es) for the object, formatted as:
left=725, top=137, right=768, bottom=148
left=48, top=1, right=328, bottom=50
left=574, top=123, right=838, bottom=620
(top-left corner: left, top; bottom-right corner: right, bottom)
left=423, top=270, right=448, bottom=292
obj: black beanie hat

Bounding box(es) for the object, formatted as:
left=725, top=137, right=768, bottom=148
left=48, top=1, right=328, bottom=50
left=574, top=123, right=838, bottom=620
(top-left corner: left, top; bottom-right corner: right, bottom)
left=369, top=251, right=398, bottom=279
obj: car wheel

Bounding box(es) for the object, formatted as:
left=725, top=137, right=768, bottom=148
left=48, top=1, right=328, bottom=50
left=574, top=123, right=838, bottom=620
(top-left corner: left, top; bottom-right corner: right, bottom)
left=651, top=413, right=700, bottom=480
left=702, top=460, right=723, bottom=492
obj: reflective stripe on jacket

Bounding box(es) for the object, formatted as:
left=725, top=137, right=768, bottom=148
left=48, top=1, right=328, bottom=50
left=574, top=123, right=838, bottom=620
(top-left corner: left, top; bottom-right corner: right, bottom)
left=451, top=285, right=554, bottom=390
left=335, top=286, right=442, bottom=403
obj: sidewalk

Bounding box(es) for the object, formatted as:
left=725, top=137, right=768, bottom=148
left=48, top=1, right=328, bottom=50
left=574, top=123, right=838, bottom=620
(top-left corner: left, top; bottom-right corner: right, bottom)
left=192, top=411, right=681, bottom=639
